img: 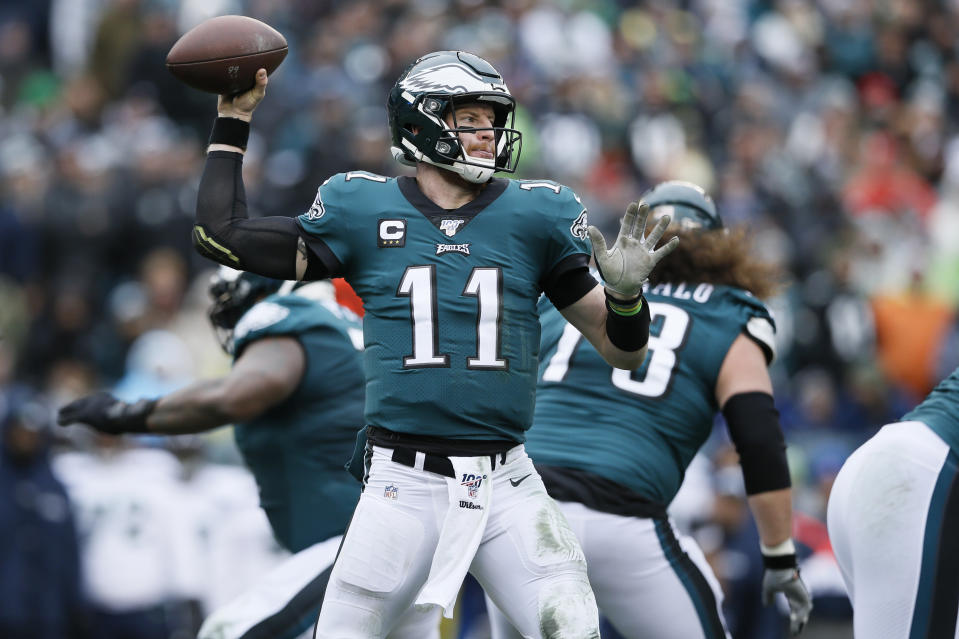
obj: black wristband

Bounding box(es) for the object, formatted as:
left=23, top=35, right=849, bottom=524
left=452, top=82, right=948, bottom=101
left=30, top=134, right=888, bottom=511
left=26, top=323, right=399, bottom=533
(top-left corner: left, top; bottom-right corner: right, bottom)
left=604, top=292, right=651, bottom=352
left=762, top=553, right=798, bottom=570
left=208, top=117, right=250, bottom=151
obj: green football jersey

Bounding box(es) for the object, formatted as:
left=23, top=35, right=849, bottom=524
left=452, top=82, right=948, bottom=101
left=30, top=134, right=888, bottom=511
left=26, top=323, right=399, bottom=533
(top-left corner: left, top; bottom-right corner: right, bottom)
left=296, top=172, right=591, bottom=442
left=232, top=292, right=365, bottom=552
left=903, top=366, right=959, bottom=454
left=529, top=281, right=776, bottom=506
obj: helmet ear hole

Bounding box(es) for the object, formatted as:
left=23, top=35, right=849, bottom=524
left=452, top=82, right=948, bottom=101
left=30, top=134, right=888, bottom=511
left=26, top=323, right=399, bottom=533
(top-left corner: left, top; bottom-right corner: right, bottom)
left=435, top=138, right=460, bottom=159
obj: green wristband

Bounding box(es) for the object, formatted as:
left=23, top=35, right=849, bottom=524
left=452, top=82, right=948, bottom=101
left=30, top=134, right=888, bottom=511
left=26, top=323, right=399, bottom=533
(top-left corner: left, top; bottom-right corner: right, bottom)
left=605, top=291, right=644, bottom=316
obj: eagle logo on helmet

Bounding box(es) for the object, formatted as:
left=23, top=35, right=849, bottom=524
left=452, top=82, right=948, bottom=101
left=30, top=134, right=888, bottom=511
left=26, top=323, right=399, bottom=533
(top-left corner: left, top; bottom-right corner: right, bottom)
left=400, top=63, right=503, bottom=95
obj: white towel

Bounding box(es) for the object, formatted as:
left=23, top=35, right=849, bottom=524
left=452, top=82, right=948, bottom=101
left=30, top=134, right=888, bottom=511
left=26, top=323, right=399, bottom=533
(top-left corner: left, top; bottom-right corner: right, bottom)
left=414, top=455, right=493, bottom=618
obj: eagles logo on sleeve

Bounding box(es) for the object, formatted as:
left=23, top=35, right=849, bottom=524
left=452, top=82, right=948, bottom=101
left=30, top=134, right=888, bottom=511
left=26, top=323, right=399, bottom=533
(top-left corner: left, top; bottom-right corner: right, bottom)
left=306, top=189, right=325, bottom=220
left=570, top=211, right=588, bottom=240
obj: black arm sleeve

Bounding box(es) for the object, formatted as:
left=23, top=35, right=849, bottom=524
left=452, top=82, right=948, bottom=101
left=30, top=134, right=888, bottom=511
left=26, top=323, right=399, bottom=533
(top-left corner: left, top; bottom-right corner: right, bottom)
left=721, top=391, right=792, bottom=495
left=604, top=292, right=651, bottom=352
left=194, top=151, right=330, bottom=280
left=542, top=254, right=597, bottom=309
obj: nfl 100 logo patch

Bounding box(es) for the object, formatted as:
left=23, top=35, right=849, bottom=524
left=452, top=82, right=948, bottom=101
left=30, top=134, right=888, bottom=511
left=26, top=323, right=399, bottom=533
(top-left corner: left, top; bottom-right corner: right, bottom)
left=384, top=484, right=399, bottom=500
left=460, top=473, right=486, bottom=498
left=440, top=218, right=465, bottom=236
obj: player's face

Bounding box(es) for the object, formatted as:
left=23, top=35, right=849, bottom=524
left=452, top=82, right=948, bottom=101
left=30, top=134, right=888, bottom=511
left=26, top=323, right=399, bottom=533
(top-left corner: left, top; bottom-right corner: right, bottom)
left=446, top=103, right=496, bottom=161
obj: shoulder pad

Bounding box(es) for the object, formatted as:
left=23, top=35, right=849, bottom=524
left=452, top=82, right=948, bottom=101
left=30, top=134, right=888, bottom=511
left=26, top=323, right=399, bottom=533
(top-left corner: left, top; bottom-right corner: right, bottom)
left=237, top=293, right=363, bottom=353
left=516, top=179, right=582, bottom=206
left=514, top=179, right=587, bottom=238
left=746, top=316, right=777, bottom=364
left=304, top=172, right=392, bottom=221
left=324, top=171, right=391, bottom=193
left=342, top=170, right=390, bottom=184
left=721, top=288, right=776, bottom=364
left=723, top=287, right=774, bottom=319
left=234, top=300, right=292, bottom=344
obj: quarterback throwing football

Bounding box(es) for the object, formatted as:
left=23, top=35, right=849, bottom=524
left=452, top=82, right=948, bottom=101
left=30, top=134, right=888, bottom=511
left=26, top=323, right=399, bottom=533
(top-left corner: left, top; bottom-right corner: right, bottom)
left=191, top=51, right=678, bottom=637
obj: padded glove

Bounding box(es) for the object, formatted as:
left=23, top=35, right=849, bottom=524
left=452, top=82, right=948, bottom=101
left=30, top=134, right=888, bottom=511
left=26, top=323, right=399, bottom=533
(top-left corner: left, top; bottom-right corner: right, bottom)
left=57, top=392, right=156, bottom=435
left=588, top=200, right=679, bottom=299
left=762, top=556, right=813, bottom=635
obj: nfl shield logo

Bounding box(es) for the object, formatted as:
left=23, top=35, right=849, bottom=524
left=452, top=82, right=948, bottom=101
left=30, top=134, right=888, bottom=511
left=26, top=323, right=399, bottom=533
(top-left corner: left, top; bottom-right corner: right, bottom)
left=384, top=484, right=398, bottom=500
left=460, top=474, right=485, bottom=498
left=440, top=219, right=465, bottom=237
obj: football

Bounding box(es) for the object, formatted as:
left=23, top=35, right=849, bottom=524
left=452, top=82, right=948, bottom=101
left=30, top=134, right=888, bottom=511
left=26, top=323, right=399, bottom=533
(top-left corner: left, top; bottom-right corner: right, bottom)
left=166, top=15, right=288, bottom=95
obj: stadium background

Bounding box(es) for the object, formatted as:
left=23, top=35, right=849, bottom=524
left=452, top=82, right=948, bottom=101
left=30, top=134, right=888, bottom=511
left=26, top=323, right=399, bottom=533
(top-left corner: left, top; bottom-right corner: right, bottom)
left=1, top=0, right=957, bottom=637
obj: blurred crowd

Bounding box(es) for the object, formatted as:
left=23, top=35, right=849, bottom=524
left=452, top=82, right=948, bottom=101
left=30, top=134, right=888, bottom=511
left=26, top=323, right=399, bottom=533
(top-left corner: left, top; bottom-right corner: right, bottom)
left=2, top=0, right=958, bottom=637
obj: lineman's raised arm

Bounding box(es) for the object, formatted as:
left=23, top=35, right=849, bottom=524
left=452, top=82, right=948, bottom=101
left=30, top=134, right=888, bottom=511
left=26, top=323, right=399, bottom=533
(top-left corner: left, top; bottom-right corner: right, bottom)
left=194, top=68, right=327, bottom=281
left=559, top=200, right=679, bottom=370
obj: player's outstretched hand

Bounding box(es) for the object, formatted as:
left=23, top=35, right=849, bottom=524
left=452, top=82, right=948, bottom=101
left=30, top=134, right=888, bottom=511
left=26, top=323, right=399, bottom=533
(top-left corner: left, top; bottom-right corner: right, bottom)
left=57, top=392, right=155, bottom=435
left=217, top=68, right=268, bottom=122
left=588, top=201, right=679, bottom=299
left=762, top=566, right=812, bottom=635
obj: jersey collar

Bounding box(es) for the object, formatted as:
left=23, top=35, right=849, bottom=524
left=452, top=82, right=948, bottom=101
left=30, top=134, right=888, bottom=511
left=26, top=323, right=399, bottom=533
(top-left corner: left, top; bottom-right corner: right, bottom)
left=397, top=176, right=509, bottom=222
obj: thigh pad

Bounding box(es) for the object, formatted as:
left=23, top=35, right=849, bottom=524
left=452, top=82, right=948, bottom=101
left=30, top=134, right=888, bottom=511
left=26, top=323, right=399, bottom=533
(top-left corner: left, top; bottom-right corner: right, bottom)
left=333, top=496, right=425, bottom=595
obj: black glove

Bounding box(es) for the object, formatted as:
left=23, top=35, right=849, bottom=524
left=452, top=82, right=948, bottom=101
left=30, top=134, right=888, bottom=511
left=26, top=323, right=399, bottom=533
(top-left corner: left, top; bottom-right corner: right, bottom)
left=761, top=552, right=812, bottom=636
left=57, top=392, right=156, bottom=435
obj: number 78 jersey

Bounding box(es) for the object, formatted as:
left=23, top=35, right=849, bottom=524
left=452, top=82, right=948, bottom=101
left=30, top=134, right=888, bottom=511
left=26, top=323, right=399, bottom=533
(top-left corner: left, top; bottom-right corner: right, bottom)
left=530, top=281, right=776, bottom=506
left=296, top=172, right=591, bottom=442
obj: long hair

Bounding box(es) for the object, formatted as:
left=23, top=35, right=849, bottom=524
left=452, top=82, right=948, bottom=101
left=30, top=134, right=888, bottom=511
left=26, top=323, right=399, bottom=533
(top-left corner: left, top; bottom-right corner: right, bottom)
left=646, top=227, right=784, bottom=300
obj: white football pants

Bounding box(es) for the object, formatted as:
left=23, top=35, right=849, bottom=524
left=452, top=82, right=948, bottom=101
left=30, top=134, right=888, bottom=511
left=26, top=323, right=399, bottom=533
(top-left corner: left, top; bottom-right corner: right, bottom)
left=487, top=500, right=730, bottom=638
left=314, top=445, right=599, bottom=638
left=827, top=420, right=959, bottom=639
left=198, top=534, right=439, bottom=639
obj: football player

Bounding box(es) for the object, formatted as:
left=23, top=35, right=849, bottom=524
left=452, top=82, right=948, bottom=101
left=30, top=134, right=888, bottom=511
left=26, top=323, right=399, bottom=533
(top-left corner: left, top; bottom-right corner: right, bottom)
left=488, top=181, right=812, bottom=638
left=190, top=51, right=678, bottom=637
left=827, top=367, right=959, bottom=638
left=57, top=269, right=439, bottom=639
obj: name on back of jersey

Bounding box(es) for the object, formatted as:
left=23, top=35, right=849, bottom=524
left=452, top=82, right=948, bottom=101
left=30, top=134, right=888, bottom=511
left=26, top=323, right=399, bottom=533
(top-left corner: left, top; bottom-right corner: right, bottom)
left=645, top=282, right=714, bottom=303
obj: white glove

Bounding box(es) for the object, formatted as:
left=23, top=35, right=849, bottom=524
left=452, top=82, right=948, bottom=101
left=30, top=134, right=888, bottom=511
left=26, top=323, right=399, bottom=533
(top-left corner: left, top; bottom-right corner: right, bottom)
left=588, top=200, right=679, bottom=299
left=762, top=566, right=813, bottom=635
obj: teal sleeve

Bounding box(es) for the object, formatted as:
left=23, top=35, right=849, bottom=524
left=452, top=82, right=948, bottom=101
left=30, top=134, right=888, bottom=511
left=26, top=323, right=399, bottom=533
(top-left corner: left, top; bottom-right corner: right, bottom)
left=296, top=173, right=355, bottom=274
left=546, top=185, right=591, bottom=270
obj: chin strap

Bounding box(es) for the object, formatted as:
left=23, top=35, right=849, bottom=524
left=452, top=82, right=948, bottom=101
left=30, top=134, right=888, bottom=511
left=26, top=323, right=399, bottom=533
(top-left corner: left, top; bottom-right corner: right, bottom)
left=393, top=143, right=495, bottom=184
left=391, top=146, right=417, bottom=167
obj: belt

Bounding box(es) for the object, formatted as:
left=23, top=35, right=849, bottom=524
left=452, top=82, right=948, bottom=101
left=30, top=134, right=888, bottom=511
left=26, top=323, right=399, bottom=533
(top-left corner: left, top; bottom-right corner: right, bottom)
left=390, top=446, right=508, bottom=478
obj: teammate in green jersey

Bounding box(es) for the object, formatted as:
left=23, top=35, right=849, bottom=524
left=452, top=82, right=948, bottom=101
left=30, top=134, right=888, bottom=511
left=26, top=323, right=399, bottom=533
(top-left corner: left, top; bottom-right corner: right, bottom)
left=57, top=269, right=439, bottom=639
left=489, top=180, right=812, bottom=638
left=828, top=366, right=959, bottom=638
left=188, top=50, right=678, bottom=638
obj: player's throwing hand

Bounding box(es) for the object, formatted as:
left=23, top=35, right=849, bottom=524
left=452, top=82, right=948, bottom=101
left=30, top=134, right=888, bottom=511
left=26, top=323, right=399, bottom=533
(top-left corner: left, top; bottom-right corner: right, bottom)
left=588, top=200, right=679, bottom=299
left=217, top=68, right=268, bottom=122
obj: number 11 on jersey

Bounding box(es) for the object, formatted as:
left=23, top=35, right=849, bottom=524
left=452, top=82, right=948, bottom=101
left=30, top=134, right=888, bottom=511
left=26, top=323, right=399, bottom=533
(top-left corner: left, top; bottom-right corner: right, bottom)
left=397, top=265, right=507, bottom=370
